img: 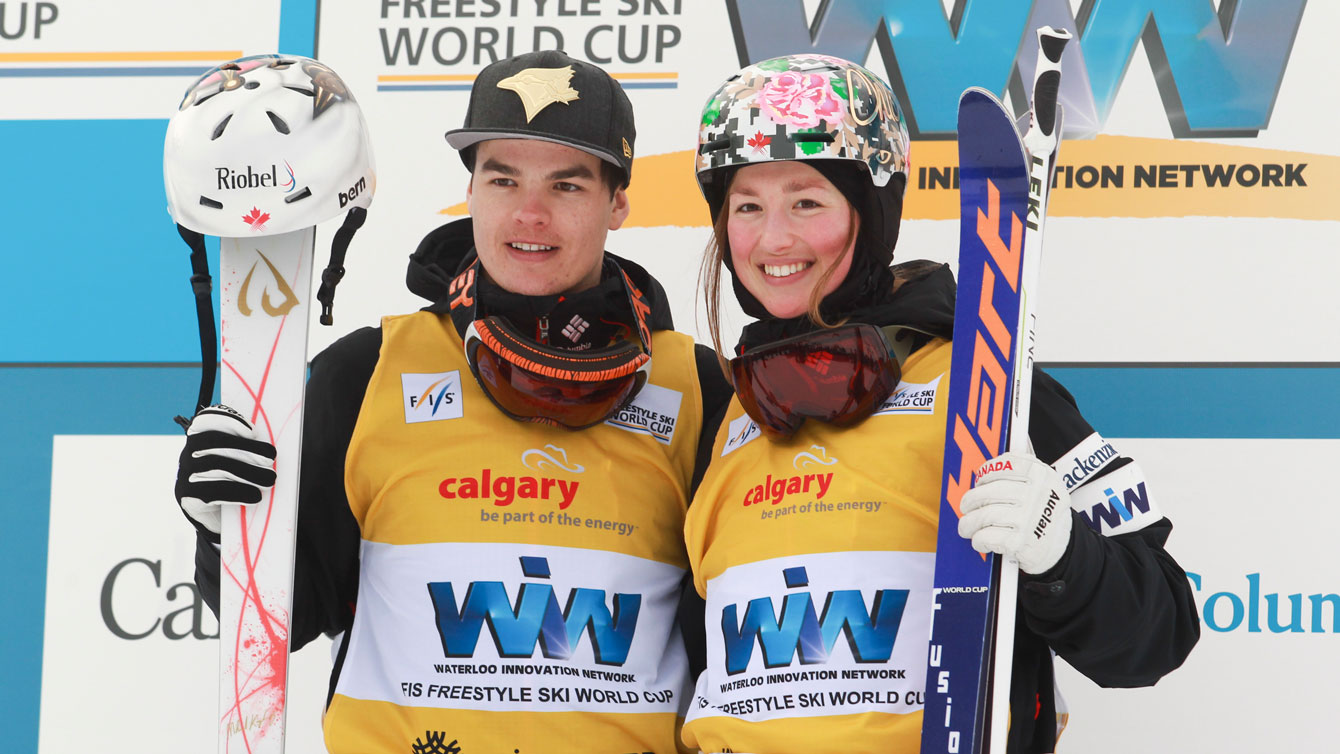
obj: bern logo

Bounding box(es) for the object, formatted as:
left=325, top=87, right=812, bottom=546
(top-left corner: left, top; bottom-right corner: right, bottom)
left=338, top=176, right=368, bottom=208
left=496, top=65, right=581, bottom=122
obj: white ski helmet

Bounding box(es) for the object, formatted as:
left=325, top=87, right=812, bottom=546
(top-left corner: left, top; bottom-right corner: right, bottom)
left=164, top=54, right=375, bottom=237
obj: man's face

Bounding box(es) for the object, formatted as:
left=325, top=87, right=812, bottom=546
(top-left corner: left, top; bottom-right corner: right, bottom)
left=467, top=139, right=629, bottom=297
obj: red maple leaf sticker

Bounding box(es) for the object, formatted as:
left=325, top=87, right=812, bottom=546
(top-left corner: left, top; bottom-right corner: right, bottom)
left=748, top=131, right=772, bottom=153
left=242, top=207, right=270, bottom=231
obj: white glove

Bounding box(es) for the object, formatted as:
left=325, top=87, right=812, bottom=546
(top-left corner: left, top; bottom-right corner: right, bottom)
left=957, top=451, right=1071, bottom=575
left=174, top=405, right=277, bottom=541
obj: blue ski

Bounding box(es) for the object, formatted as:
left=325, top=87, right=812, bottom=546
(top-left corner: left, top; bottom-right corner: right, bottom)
left=922, top=27, right=1071, bottom=754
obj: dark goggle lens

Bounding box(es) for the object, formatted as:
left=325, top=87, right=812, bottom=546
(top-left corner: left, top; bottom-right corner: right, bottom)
left=467, top=338, right=647, bottom=429
left=730, top=325, right=900, bottom=438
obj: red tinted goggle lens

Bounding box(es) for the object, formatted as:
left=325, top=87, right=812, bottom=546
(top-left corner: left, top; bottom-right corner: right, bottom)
left=465, top=318, right=650, bottom=429
left=730, top=324, right=901, bottom=438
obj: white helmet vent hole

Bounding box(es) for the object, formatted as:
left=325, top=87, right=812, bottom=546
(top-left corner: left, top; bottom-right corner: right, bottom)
left=211, top=114, right=233, bottom=140
left=266, top=111, right=291, bottom=135
left=199, top=196, right=223, bottom=209
left=244, top=81, right=260, bottom=90
left=285, top=187, right=312, bottom=204
left=284, top=86, right=314, bottom=97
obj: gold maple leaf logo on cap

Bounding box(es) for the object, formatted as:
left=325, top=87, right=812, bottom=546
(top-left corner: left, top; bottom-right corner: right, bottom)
left=497, top=65, right=581, bottom=122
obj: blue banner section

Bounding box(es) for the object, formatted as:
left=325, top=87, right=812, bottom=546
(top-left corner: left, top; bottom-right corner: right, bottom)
left=278, top=0, right=319, bottom=58
left=1043, top=365, right=1340, bottom=440
left=0, top=120, right=218, bottom=364
left=0, top=366, right=197, bottom=754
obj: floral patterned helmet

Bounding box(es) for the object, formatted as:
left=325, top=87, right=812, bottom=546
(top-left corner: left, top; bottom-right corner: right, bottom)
left=696, top=53, right=910, bottom=212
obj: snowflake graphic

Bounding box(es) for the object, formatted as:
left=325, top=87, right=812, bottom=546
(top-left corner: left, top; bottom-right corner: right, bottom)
left=410, top=730, right=461, bottom=754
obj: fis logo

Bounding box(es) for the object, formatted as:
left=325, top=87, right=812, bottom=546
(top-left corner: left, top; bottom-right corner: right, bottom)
left=427, top=556, right=639, bottom=666
left=721, top=413, right=762, bottom=457
left=722, top=566, right=908, bottom=675
left=1080, top=482, right=1152, bottom=533
left=402, top=371, right=464, bottom=423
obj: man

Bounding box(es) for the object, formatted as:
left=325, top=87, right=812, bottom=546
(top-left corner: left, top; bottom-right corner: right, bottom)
left=176, top=50, right=728, bottom=753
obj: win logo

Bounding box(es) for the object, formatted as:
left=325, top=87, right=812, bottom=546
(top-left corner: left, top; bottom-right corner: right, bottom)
left=1080, top=481, right=1152, bottom=532
left=721, top=566, right=908, bottom=675
left=427, top=556, right=640, bottom=666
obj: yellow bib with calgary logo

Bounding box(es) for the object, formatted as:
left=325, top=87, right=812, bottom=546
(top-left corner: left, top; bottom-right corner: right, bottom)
left=682, top=337, right=951, bottom=754
left=324, top=310, right=701, bottom=754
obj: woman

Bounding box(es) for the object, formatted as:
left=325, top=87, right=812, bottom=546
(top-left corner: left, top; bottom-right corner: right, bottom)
left=681, top=54, right=1200, bottom=753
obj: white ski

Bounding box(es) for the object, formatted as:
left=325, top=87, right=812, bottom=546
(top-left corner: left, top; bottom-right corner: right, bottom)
left=985, top=26, right=1071, bottom=754
left=216, top=228, right=314, bottom=753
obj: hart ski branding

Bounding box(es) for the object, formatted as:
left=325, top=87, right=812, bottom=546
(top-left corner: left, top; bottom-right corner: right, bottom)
left=439, top=446, right=583, bottom=509
left=402, top=371, right=465, bottom=423
left=236, top=250, right=299, bottom=317
left=721, top=566, right=909, bottom=675
left=742, top=447, right=837, bottom=507
left=1056, top=433, right=1119, bottom=490
left=427, top=556, right=640, bottom=665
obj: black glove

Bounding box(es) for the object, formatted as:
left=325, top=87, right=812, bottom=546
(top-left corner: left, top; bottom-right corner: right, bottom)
left=174, top=405, right=277, bottom=543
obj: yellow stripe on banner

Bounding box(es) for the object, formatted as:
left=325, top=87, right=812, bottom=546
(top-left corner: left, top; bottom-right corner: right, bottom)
left=439, top=137, right=1339, bottom=226
left=0, top=51, right=242, bottom=62
left=684, top=708, right=923, bottom=754
left=378, top=71, right=675, bottom=82
left=906, top=135, right=1340, bottom=221
left=610, top=72, right=679, bottom=80
left=378, top=74, right=478, bottom=82
left=324, top=696, right=690, bottom=754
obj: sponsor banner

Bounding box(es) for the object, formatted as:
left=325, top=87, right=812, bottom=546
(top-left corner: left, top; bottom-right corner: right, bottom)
left=0, top=0, right=281, bottom=119
left=605, top=382, right=682, bottom=444
left=1054, top=431, right=1119, bottom=491
left=38, top=436, right=331, bottom=754
left=1068, top=460, right=1160, bottom=535
left=874, top=375, right=942, bottom=416
left=690, top=550, right=933, bottom=723
left=335, top=540, right=687, bottom=714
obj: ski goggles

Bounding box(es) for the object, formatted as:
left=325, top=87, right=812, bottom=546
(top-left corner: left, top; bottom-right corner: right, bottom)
left=450, top=260, right=655, bottom=429
left=730, top=323, right=918, bottom=439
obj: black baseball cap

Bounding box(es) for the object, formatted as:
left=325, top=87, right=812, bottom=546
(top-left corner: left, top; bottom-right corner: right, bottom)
left=445, top=50, right=636, bottom=187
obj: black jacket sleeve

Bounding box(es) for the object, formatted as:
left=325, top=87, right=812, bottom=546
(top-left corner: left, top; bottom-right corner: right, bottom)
left=1018, top=368, right=1200, bottom=687
left=193, top=326, right=382, bottom=653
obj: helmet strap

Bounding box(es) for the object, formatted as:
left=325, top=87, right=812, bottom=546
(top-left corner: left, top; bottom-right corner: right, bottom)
left=316, top=206, right=367, bottom=326
left=175, top=224, right=218, bottom=430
